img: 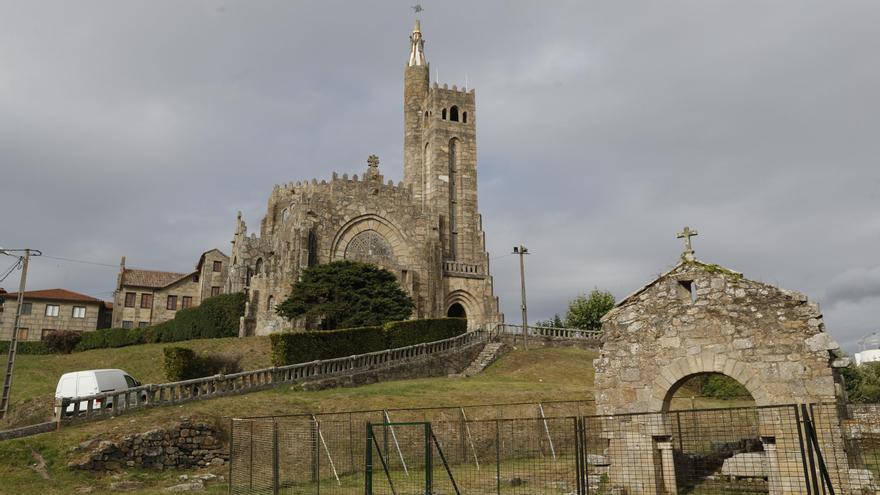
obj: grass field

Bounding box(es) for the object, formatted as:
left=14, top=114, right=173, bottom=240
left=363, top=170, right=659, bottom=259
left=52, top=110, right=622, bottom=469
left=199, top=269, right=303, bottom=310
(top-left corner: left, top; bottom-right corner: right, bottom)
left=0, top=336, right=273, bottom=429
left=0, top=344, right=598, bottom=494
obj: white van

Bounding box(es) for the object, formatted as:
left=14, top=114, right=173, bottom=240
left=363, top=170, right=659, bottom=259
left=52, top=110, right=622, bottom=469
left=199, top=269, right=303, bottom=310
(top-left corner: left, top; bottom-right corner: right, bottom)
left=55, top=369, right=141, bottom=416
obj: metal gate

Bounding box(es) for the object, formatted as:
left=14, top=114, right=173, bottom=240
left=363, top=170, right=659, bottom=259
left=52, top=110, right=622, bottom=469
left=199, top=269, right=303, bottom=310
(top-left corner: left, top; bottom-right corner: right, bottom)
left=365, top=422, right=459, bottom=495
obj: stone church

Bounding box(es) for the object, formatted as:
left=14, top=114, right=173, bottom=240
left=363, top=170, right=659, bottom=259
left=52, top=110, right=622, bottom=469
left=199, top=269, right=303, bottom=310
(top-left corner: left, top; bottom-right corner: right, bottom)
left=228, top=20, right=503, bottom=335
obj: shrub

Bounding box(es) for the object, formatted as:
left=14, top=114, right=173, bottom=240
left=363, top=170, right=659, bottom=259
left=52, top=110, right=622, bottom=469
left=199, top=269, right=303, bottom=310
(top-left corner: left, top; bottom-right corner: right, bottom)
left=270, top=326, right=386, bottom=366
left=384, top=318, right=466, bottom=348
left=700, top=374, right=751, bottom=399
left=0, top=341, right=51, bottom=355
left=163, top=347, right=242, bottom=381
left=42, top=330, right=82, bottom=354
left=841, top=362, right=880, bottom=403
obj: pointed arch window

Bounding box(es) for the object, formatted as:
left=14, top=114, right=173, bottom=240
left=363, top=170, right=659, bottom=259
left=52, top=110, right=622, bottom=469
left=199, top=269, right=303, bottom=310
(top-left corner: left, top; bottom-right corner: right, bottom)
left=441, top=108, right=447, bottom=120
left=254, top=258, right=263, bottom=275
left=462, top=111, right=467, bottom=124
left=449, top=106, right=459, bottom=122
left=307, top=229, right=318, bottom=267
left=448, top=138, right=459, bottom=260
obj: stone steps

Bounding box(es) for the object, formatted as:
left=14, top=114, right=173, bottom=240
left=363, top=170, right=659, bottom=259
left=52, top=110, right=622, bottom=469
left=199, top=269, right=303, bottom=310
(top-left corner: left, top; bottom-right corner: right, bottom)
left=452, top=342, right=508, bottom=378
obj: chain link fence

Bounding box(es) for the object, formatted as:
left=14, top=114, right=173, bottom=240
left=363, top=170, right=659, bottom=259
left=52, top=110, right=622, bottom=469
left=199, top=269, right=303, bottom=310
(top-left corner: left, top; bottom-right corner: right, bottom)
left=230, top=401, right=880, bottom=494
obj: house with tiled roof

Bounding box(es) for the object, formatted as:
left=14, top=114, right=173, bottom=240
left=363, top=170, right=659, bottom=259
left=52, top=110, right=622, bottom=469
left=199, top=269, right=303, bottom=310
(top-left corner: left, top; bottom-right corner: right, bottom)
left=0, top=288, right=112, bottom=341
left=111, top=249, right=229, bottom=329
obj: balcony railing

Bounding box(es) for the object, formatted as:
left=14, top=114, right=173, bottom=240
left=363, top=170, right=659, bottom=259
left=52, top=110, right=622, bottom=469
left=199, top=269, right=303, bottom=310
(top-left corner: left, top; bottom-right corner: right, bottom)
left=443, top=261, right=486, bottom=278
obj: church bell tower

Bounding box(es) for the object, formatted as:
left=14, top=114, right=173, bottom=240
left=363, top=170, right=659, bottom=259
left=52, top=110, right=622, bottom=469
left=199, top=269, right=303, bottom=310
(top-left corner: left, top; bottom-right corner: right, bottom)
left=403, top=20, right=429, bottom=204
left=402, top=20, right=480, bottom=263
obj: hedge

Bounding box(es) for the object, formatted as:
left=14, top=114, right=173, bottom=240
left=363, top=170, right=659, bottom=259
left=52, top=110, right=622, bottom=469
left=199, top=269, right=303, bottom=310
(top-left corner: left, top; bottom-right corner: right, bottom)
left=0, top=341, right=52, bottom=355
left=76, top=327, right=149, bottom=351
left=270, top=326, right=386, bottom=366
left=150, top=292, right=246, bottom=343
left=270, top=318, right=468, bottom=366
left=385, top=318, right=466, bottom=348
left=73, top=292, right=246, bottom=352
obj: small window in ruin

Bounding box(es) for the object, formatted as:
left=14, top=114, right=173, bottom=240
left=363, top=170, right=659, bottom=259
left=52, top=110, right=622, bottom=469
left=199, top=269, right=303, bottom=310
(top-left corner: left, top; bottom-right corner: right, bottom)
left=449, top=105, right=459, bottom=122
left=677, top=280, right=696, bottom=303
left=442, top=108, right=447, bottom=120
left=424, top=111, right=428, bottom=117
left=462, top=111, right=468, bottom=123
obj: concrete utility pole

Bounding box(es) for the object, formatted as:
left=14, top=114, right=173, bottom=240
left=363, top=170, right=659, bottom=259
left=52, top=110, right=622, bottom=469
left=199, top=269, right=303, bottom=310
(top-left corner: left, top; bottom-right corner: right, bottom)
left=0, top=248, right=41, bottom=419
left=513, top=245, right=529, bottom=350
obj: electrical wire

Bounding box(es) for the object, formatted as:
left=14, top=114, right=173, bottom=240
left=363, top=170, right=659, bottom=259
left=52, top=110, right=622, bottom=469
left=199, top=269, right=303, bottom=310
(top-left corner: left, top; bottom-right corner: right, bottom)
left=490, top=253, right=515, bottom=261
left=0, top=258, right=21, bottom=283
left=40, top=254, right=118, bottom=268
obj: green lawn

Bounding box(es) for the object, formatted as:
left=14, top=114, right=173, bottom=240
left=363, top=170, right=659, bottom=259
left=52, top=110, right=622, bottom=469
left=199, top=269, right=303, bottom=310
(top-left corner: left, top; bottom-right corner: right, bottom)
left=0, top=336, right=273, bottom=428
left=0, top=345, right=598, bottom=494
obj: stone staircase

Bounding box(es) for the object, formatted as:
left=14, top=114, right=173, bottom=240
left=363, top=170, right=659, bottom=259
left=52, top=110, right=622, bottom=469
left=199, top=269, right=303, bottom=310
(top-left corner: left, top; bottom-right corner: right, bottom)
left=453, top=342, right=509, bottom=377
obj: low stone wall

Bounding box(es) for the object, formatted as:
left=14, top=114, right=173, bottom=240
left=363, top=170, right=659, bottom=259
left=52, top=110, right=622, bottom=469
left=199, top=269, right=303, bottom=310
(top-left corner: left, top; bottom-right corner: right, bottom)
left=302, top=340, right=483, bottom=390
left=0, top=421, right=55, bottom=441
left=68, top=418, right=227, bottom=471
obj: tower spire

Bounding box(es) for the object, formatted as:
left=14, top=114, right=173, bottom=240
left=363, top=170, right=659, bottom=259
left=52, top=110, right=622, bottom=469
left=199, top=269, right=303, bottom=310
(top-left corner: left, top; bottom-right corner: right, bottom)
left=408, top=19, right=426, bottom=67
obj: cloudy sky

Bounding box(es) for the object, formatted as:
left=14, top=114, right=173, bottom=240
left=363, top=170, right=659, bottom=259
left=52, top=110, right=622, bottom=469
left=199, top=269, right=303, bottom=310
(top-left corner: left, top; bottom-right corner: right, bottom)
left=1, top=1, right=878, bottom=351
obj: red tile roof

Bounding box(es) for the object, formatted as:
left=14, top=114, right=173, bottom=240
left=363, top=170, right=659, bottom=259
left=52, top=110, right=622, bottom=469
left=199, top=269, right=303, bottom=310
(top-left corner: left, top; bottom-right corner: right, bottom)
left=121, top=268, right=193, bottom=289
left=0, top=288, right=104, bottom=304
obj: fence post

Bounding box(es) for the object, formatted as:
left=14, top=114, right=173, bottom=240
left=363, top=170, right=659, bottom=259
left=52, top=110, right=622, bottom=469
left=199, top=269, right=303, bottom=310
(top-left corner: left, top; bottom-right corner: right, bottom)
left=272, top=419, right=279, bottom=495
left=228, top=419, right=234, bottom=495
left=574, top=417, right=583, bottom=495
left=794, top=405, right=818, bottom=495
left=425, top=423, right=433, bottom=495
left=495, top=419, right=501, bottom=495
left=365, top=422, right=373, bottom=495
left=249, top=421, right=255, bottom=490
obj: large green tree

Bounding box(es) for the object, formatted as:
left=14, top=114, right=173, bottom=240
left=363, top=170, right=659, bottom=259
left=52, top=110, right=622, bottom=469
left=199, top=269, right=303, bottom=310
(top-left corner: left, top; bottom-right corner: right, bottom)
left=564, top=289, right=616, bottom=330
left=276, top=260, right=413, bottom=330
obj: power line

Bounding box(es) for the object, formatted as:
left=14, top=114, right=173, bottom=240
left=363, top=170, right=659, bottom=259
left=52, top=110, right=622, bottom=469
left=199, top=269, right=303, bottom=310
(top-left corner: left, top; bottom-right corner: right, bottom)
left=40, top=254, right=118, bottom=268
left=0, top=259, right=21, bottom=283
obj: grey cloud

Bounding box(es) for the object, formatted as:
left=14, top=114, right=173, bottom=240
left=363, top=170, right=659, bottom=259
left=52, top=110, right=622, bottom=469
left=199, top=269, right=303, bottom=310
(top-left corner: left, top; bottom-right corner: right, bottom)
left=1, top=1, right=878, bottom=352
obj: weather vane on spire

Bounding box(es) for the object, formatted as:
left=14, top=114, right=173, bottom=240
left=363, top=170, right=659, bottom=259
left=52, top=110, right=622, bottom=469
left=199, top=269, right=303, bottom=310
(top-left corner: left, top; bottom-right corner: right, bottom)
left=412, top=4, right=424, bottom=14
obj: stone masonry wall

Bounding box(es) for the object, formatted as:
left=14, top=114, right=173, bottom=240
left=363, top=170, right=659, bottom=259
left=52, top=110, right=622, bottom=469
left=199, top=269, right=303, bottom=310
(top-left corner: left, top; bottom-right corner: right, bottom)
left=594, top=260, right=842, bottom=414
left=69, top=418, right=227, bottom=471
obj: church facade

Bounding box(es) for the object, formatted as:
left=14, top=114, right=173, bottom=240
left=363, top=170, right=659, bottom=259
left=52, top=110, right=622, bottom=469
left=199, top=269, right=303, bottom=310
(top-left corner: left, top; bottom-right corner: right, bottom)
left=227, top=20, right=503, bottom=335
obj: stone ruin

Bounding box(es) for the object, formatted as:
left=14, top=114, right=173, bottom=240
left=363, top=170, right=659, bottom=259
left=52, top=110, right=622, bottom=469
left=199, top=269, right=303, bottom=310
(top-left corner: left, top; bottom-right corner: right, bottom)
left=592, top=230, right=859, bottom=495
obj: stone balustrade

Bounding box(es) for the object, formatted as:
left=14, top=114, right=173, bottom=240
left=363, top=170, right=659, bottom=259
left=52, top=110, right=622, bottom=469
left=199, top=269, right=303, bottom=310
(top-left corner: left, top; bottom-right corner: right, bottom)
left=442, top=260, right=485, bottom=278
left=495, top=324, right=602, bottom=341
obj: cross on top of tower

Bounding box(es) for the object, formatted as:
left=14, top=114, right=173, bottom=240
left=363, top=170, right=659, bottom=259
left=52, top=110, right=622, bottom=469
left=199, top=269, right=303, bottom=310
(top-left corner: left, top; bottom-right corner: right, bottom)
left=677, top=226, right=698, bottom=261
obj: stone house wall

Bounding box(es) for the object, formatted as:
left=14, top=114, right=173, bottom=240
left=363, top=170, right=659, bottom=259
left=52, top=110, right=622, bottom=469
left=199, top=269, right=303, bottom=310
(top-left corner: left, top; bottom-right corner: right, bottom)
left=0, top=297, right=108, bottom=341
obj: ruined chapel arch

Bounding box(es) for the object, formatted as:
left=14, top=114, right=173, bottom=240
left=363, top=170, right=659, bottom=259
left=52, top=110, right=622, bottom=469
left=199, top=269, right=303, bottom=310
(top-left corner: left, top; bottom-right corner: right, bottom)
left=652, top=354, right=769, bottom=412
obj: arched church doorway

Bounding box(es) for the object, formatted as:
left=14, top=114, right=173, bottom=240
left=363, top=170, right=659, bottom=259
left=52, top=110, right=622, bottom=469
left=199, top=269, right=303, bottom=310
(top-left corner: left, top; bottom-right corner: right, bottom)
left=664, top=372, right=756, bottom=411
left=447, top=303, right=466, bottom=321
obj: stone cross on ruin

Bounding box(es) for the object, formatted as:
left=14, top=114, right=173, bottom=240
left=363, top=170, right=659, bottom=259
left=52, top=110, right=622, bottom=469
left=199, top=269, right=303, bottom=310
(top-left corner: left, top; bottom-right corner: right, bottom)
left=677, top=226, right=698, bottom=261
